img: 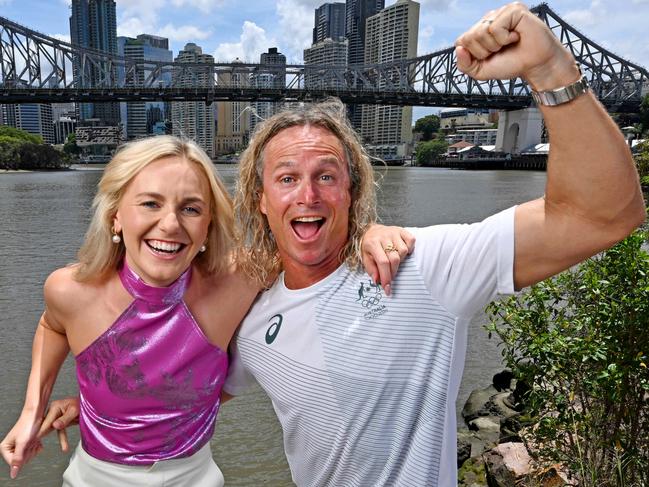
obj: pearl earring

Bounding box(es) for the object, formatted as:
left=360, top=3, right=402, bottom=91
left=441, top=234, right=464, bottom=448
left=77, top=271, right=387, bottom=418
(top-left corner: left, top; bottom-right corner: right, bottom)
left=111, top=230, right=121, bottom=244
left=199, top=244, right=207, bottom=252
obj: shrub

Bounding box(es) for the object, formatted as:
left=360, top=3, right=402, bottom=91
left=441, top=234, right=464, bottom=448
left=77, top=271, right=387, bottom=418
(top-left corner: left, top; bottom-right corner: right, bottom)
left=486, top=224, right=649, bottom=486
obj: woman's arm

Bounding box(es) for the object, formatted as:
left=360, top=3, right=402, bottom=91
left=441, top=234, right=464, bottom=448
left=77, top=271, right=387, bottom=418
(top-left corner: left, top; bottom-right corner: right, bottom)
left=361, top=225, right=415, bottom=295
left=0, top=316, right=70, bottom=479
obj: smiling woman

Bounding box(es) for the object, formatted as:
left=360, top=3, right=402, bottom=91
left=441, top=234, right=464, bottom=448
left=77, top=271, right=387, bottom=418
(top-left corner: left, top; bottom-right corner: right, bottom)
left=0, top=135, right=260, bottom=487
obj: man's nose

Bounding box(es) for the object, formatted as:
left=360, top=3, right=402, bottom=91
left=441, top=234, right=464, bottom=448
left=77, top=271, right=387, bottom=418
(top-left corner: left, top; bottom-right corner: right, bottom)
left=297, top=180, right=320, bottom=205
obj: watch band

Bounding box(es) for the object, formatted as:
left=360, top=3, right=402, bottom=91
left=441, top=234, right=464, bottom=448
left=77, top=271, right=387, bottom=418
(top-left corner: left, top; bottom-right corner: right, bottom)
left=530, top=75, right=590, bottom=107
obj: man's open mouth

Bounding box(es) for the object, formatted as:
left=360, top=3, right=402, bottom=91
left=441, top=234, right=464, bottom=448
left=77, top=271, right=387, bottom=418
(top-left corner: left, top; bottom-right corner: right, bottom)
left=146, top=239, right=185, bottom=254
left=291, top=216, right=325, bottom=240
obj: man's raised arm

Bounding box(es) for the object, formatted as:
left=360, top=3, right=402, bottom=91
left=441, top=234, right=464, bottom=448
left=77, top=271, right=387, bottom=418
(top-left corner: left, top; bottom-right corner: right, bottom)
left=456, top=2, right=645, bottom=289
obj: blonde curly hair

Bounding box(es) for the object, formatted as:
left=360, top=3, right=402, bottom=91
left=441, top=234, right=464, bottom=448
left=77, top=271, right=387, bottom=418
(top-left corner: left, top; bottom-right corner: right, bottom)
left=234, top=98, right=377, bottom=287
left=75, top=135, right=234, bottom=283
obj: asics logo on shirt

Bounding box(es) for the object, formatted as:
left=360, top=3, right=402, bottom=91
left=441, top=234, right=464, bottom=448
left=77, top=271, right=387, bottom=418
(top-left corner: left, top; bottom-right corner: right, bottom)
left=265, top=314, right=283, bottom=344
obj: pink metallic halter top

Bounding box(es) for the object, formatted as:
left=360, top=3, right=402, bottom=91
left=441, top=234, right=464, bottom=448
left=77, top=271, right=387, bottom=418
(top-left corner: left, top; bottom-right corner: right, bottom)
left=75, top=260, right=228, bottom=465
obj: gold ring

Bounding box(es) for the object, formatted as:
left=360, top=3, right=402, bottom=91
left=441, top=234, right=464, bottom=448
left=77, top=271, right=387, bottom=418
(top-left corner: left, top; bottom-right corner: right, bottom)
left=384, top=243, right=398, bottom=253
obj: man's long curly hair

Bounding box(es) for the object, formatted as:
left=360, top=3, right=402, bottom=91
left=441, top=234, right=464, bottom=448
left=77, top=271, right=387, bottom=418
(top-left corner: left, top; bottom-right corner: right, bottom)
left=234, top=99, right=378, bottom=287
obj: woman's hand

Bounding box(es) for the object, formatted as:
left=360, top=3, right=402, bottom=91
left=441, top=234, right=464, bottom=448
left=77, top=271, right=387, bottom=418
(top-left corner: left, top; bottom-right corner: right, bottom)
left=361, top=225, right=415, bottom=295
left=1, top=412, right=44, bottom=479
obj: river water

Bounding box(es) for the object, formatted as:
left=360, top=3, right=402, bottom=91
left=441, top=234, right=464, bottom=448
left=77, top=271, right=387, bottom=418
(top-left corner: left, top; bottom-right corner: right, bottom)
left=0, top=165, right=547, bottom=486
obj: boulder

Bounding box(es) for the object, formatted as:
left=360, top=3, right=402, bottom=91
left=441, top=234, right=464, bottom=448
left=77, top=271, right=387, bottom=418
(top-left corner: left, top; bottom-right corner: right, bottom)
left=483, top=442, right=532, bottom=487
left=462, top=385, right=498, bottom=423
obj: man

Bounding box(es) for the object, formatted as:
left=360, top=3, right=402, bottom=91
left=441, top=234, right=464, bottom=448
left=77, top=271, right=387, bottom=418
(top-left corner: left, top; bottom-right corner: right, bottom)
left=37, top=3, right=646, bottom=486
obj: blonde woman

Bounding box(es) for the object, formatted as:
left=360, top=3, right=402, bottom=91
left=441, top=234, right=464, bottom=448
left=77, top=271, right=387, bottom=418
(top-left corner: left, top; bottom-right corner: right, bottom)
left=0, top=135, right=410, bottom=486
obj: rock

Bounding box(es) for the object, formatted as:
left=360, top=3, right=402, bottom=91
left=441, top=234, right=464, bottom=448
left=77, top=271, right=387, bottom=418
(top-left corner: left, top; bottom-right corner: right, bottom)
left=537, top=464, right=577, bottom=486
left=483, top=442, right=532, bottom=487
left=457, top=430, right=473, bottom=467
left=462, top=385, right=498, bottom=423
left=487, top=393, right=520, bottom=419
left=458, top=456, right=488, bottom=487
left=468, top=416, right=501, bottom=451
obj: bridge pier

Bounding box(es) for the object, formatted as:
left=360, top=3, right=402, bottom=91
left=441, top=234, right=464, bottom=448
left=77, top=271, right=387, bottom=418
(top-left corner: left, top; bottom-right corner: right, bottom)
left=496, top=107, right=543, bottom=155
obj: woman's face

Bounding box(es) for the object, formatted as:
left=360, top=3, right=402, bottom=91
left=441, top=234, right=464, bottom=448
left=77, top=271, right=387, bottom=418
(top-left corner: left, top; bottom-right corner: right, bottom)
left=113, top=156, right=212, bottom=287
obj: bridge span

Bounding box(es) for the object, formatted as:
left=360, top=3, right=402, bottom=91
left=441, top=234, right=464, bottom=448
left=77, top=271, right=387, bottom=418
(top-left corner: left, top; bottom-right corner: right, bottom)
left=1, top=4, right=647, bottom=112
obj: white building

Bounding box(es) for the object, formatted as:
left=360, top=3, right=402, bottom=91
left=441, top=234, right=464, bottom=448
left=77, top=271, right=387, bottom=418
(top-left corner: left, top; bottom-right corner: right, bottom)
left=446, top=128, right=498, bottom=146
left=361, top=0, right=419, bottom=160
left=171, top=43, right=215, bottom=158
left=304, top=39, right=348, bottom=89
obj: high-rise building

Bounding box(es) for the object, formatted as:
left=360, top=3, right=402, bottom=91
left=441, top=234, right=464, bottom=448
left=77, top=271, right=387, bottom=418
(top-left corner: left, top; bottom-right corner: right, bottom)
left=2, top=104, right=55, bottom=144
left=250, top=48, right=287, bottom=133
left=361, top=0, right=419, bottom=160
left=119, top=34, right=173, bottom=140
left=69, top=0, right=119, bottom=124
left=215, top=59, right=250, bottom=155
left=344, top=0, right=385, bottom=130
left=313, top=3, right=346, bottom=44
left=171, top=43, right=216, bottom=158
left=304, top=39, right=348, bottom=89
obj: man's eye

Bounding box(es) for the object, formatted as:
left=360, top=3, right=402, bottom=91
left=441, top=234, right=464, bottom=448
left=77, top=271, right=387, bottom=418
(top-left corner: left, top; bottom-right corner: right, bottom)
left=280, top=176, right=294, bottom=184
left=321, top=174, right=333, bottom=181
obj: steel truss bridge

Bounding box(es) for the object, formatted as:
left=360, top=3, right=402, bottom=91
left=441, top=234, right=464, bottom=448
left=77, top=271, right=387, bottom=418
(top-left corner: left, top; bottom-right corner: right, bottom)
left=1, top=3, right=647, bottom=112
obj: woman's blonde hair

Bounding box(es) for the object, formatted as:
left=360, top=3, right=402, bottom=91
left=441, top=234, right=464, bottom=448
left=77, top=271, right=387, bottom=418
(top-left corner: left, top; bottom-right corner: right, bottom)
left=75, top=135, right=234, bottom=282
left=234, top=98, right=377, bottom=287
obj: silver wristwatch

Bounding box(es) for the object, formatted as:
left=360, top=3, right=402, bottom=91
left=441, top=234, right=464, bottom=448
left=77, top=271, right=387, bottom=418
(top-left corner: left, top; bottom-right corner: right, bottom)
left=530, top=75, right=590, bottom=107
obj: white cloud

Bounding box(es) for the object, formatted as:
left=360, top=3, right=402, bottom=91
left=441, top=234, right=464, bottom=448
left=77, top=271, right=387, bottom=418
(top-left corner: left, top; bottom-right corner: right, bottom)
left=213, top=21, right=274, bottom=63
left=158, top=24, right=212, bottom=43
left=169, top=0, right=226, bottom=14
left=275, top=0, right=315, bottom=62
left=50, top=33, right=71, bottom=43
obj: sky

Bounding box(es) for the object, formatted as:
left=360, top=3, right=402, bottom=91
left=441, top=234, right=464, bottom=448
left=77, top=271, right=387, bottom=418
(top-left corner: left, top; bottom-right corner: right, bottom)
left=1, top=0, right=648, bottom=118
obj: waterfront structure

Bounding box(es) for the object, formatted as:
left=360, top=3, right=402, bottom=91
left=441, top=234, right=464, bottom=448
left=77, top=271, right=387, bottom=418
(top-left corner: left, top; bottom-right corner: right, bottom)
left=215, top=59, right=250, bottom=155
left=361, top=0, right=419, bottom=160
left=446, top=129, right=499, bottom=146
left=313, top=3, right=346, bottom=44
left=171, top=43, right=215, bottom=158
left=69, top=0, right=119, bottom=124
left=440, top=108, right=495, bottom=131
left=250, top=48, right=287, bottom=133
left=75, top=123, right=124, bottom=161
left=304, top=39, right=348, bottom=89
left=119, top=34, right=173, bottom=140
left=1, top=103, right=54, bottom=144
left=345, top=0, right=384, bottom=129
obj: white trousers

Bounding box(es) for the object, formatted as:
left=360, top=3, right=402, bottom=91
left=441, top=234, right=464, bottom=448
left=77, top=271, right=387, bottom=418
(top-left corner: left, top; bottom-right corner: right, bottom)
left=62, top=442, right=225, bottom=487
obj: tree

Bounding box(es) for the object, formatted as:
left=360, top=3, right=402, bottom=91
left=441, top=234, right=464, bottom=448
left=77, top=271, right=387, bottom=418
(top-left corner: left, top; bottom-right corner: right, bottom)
left=486, top=223, right=649, bottom=486
left=639, top=93, right=649, bottom=136
left=64, top=132, right=81, bottom=156
left=413, top=114, right=441, bottom=141
left=415, top=139, right=448, bottom=166
left=633, top=140, right=649, bottom=187
left=0, top=126, right=42, bottom=144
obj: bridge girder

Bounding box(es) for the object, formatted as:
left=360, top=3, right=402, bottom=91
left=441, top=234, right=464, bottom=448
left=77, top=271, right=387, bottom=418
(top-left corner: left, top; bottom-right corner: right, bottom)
left=0, top=4, right=647, bottom=112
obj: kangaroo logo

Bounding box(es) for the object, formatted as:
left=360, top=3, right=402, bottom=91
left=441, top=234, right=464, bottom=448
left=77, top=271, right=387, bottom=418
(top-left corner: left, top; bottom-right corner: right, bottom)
left=357, top=280, right=382, bottom=308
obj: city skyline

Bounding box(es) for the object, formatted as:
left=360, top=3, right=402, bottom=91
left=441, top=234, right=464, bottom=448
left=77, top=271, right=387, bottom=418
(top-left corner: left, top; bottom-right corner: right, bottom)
left=2, top=0, right=648, bottom=70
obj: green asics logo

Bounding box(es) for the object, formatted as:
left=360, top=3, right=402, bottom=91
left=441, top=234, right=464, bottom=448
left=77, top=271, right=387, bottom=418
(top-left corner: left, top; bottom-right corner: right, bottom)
left=265, top=314, right=283, bottom=345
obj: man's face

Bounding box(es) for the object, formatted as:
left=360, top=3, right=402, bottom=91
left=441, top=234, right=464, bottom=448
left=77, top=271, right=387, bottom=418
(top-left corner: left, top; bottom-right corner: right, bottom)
left=260, top=125, right=352, bottom=288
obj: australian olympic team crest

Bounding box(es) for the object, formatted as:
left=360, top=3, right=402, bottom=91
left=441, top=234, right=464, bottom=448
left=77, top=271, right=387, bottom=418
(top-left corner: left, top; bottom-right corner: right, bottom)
left=356, top=280, right=387, bottom=320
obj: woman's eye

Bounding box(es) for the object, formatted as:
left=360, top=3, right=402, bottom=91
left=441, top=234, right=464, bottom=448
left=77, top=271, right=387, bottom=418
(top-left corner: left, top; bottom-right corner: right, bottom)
left=142, top=201, right=158, bottom=209
left=182, top=206, right=201, bottom=215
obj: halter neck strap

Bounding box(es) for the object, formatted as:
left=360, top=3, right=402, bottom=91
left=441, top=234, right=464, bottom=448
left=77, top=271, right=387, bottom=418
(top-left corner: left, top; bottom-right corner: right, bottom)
left=118, top=259, right=191, bottom=306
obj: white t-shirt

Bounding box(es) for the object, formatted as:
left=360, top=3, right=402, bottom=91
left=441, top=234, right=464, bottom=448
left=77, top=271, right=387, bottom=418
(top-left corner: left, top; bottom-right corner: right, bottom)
left=224, top=206, right=516, bottom=486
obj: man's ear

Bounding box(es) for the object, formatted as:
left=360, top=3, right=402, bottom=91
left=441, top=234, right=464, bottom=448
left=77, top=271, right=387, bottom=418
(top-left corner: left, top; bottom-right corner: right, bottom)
left=259, top=191, right=267, bottom=216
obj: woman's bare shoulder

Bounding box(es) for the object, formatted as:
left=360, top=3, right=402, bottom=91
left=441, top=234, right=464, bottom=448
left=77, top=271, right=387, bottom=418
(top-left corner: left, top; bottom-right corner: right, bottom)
left=44, top=265, right=107, bottom=317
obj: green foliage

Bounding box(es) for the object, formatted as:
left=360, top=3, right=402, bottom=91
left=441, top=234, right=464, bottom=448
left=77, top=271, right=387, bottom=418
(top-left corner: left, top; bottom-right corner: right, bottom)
left=64, top=132, right=81, bottom=156
left=0, top=134, right=70, bottom=170
left=640, top=94, right=649, bottom=136
left=486, top=226, right=649, bottom=486
left=415, top=139, right=448, bottom=166
left=0, top=125, right=42, bottom=144
left=634, top=140, right=649, bottom=187
left=413, top=114, right=441, bottom=141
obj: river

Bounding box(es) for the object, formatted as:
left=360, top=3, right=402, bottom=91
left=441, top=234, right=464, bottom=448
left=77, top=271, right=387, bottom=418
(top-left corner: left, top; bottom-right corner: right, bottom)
left=0, top=165, right=547, bottom=486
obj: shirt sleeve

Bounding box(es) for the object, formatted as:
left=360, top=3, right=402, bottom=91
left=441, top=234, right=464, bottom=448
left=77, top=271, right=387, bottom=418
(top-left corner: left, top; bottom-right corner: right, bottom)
left=407, top=206, right=515, bottom=319
left=223, top=335, right=257, bottom=396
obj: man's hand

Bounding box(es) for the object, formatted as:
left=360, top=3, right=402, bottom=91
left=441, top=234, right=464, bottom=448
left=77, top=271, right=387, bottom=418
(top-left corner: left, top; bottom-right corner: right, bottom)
left=361, top=225, right=415, bottom=295
left=37, top=397, right=80, bottom=454
left=455, top=2, right=579, bottom=91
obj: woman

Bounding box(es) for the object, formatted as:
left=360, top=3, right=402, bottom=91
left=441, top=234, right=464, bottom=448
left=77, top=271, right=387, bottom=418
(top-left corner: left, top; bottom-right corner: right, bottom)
left=0, top=135, right=411, bottom=486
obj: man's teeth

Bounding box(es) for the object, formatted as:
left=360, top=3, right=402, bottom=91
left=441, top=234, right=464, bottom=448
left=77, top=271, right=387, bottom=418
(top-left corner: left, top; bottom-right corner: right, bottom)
left=148, top=240, right=182, bottom=253
left=294, top=217, right=323, bottom=222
